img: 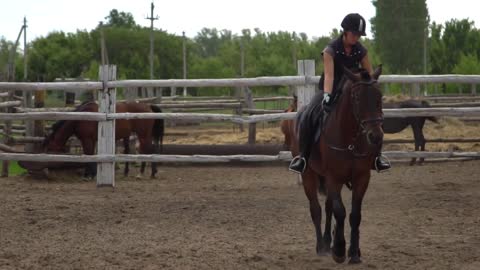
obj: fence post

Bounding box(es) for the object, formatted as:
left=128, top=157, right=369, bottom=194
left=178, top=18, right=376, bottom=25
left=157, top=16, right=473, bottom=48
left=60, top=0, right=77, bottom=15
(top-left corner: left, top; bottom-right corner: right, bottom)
left=23, top=89, right=34, bottom=153
left=97, top=65, right=116, bottom=187
left=471, top=84, right=477, bottom=95
left=1, top=90, right=14, bottom=177
left=33, top=90, right=45, bottom=153
left=296, top=59, right=315, bottom=110
left=244, top=87, right=256, bottom=144
left=413, top=83, right=420, bottom=97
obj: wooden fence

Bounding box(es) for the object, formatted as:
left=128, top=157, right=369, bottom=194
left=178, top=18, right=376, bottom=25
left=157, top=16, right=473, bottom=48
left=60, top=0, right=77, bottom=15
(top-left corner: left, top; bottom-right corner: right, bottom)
left=1, top=60, right=480, bottom=187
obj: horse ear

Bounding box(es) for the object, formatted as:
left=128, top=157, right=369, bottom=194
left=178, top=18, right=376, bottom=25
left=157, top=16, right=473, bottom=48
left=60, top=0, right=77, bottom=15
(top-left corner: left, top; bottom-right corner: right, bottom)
left=343, top=66, right=361, bottom=82
left=372, top=64, right=382, bottom=80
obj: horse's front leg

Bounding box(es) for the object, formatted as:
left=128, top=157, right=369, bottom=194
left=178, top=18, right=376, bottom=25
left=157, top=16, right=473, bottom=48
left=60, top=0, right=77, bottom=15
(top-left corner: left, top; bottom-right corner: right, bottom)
left=81, top=139, right=96, bottom=180
left=327, top=180, right=346, bottom=263
left=348, top=173, right=370, bottom=264
left=323, top=196, right=333, bottom=253
left=302, top=169, right=328, bottom=256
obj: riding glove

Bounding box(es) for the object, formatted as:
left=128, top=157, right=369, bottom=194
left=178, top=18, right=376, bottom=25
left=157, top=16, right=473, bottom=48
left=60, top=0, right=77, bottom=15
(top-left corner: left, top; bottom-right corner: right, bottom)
left=322, top=93, right=333, bottom=112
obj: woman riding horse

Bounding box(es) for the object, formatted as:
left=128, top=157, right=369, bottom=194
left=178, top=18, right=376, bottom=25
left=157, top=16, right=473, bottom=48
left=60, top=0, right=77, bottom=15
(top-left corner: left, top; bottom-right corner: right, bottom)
left=298, top=66, right=384, bottom=264
left=289, top=13, right=391, bottom=174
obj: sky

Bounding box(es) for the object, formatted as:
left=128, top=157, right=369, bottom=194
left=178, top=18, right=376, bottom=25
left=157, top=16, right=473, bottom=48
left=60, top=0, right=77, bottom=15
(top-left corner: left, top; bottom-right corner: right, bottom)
left=1, top=0, right=479, bottom=43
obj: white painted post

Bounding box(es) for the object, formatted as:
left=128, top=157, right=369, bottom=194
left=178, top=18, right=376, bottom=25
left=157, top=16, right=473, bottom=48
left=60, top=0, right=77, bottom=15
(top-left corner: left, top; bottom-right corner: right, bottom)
left=296, top=60, right=315, bottom=110
left=97, top=65, right=116, bottom=187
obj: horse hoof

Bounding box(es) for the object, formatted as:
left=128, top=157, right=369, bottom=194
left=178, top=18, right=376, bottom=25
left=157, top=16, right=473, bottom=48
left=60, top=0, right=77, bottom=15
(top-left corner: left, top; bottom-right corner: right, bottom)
left=348, top=256, right=362, bottom=264
left=332, top=254, right=346, bottom=264
left=316, top=245, right=330, bottom=256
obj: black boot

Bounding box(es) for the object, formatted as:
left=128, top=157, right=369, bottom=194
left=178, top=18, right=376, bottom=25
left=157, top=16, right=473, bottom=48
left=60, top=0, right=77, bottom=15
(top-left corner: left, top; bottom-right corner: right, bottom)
left=374, top=154, right=391, bottom=172
left=289, top=156, right=307, bottom=174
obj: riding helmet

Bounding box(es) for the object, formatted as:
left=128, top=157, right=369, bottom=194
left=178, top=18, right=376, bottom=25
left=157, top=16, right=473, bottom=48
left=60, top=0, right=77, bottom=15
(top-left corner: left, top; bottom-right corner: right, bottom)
left=341, top=13, right=367, bottom=36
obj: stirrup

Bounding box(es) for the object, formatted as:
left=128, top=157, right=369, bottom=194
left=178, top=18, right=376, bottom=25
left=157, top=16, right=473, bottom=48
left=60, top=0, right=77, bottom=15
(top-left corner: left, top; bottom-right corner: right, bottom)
left=289, top=156, right=307, bottom=174
left=375, top=155, right=391, bottom=173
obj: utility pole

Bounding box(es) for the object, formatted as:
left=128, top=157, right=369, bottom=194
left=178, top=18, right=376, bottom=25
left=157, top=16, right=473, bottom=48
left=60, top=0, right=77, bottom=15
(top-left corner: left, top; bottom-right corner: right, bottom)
left=3, top=20, right=26, bottom=177
left=182, top=31, right=187, bottom=96
left=146, top=1, right=158, bottom=79
left=23, top=17, right=28, bottom=81
left=423, top=26, right=427, bottom=75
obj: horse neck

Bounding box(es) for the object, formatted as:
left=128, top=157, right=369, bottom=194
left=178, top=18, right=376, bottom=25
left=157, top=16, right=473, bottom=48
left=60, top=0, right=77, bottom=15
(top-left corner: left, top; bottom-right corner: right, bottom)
left=327, top=88, right=359, bottom=144
left=51, top=121, right=75, bottom=147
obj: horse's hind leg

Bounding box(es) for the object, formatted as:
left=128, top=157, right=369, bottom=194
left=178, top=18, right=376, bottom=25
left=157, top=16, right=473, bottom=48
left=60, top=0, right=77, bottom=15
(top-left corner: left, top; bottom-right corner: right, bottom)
left=302, top=169, right=328, bottom=256
left=412, top=120, right=427, bottom=165
left=123, top=137, right=130, bottom=177
left=138, top=136, right=156, bottom=179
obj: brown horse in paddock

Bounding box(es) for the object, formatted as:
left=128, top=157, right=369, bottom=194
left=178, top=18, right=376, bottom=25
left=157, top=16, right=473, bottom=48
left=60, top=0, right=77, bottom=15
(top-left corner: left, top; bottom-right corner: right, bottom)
left=291, top=66, right=384, bottom=264
left=42, top=101, right=164, bottom=179
left=383, top=99, right=438, bottom=165
left=280, top=95, right=298, bottom=151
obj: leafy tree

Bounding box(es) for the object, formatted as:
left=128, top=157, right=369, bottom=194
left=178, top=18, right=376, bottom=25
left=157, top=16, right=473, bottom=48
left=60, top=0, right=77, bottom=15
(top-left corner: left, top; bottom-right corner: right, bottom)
left=371, top=0, right=429, bottom=73
left=104, top=9, right=137, bottom=28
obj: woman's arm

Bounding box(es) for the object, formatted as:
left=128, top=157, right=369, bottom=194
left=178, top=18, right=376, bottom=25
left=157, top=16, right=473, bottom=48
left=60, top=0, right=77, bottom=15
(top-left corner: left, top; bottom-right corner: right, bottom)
left=323, top=52, right=334, bottom=94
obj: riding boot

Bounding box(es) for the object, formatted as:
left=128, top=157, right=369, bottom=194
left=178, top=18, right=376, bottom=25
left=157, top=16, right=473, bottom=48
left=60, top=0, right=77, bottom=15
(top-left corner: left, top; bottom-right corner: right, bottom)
left=289, top=123, right=314, bottom=174
left=374, top=153, right=391, bottom=172
left=289, top=92, right=325, bottom=174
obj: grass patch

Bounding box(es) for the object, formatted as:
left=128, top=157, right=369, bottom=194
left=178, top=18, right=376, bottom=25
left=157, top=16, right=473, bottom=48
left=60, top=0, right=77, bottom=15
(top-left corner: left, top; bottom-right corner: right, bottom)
left=0, top=161, right=27, bottom=176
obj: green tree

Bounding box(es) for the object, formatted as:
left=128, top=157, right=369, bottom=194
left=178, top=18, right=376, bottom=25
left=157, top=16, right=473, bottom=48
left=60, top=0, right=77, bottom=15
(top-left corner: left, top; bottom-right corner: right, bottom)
left=371, top=0, right=429, bottom=73
left=104, top=9, right=137, bottom=28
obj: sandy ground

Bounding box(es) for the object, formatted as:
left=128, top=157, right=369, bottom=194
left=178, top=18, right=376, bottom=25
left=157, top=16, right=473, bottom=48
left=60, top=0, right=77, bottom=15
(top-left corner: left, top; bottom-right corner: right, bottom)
left=1, top=160, right=480, bottom=270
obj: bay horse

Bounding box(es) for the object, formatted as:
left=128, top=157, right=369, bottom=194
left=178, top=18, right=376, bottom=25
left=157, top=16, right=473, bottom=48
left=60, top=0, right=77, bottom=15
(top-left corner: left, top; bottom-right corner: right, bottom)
left=292, top=66, right=384, bottom=264
left=43, top=101, right=164, bottom=179
left=383, top=99, right=438, bottom=165
left=280, top=95, right=297, bottom=151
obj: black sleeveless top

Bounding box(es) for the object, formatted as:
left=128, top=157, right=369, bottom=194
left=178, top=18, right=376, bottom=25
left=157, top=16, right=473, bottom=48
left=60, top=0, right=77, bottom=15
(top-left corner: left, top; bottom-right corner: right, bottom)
left=319, top=35, right=367, bottom=94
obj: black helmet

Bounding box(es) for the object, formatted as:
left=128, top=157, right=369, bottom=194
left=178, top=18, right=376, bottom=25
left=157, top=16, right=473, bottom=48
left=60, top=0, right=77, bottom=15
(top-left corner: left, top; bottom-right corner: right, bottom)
left=341, top=13, right=367, bottom=36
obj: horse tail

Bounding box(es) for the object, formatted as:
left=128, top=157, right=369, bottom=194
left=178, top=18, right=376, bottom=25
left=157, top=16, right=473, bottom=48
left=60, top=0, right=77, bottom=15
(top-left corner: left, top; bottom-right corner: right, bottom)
left=150, top=105, right=165, bottom=153
left=421, top=100, right=439, bottom=123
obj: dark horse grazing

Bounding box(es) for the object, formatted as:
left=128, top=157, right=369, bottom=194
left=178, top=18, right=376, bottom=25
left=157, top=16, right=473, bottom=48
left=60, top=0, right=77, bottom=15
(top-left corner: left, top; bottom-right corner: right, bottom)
left=383, top=99, right=438, bottom=165
left=289, top=67, right=384, bottom=264
left=43, top=101, right=164, bottom=179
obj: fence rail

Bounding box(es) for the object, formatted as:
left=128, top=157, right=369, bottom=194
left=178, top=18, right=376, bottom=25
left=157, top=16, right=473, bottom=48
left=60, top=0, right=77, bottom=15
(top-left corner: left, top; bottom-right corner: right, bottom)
left=2, top=107, right=480, bottom=122
left=1, top=75, right=480, bottom=92
left=1, top=151, right=479, bottom=163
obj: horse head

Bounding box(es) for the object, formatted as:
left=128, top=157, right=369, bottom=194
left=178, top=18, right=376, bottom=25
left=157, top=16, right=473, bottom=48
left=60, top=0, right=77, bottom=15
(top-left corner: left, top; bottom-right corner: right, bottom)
left=42, top=121, right=70, bottom=153
left=343, top=65, right=384, bottom=146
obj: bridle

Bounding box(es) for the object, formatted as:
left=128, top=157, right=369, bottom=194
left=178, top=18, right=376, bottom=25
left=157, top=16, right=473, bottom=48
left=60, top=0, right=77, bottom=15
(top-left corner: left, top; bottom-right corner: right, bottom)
left=326, top=79, right=383, bottom=157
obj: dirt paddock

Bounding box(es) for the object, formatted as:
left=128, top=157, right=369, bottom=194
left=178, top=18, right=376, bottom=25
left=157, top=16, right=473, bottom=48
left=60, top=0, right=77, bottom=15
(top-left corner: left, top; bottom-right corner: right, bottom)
left=1, top=160, right=480, bottom=270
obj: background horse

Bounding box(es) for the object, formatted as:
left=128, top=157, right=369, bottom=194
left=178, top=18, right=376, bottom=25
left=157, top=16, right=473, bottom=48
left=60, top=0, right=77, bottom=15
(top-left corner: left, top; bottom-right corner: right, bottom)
left=280, top=95, right=297, bottom=151
left=43, top=101, right=164, bottom=179
left=383, top=99, right=438, bottom=165
left=292, top=67, right=383, bottom=264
